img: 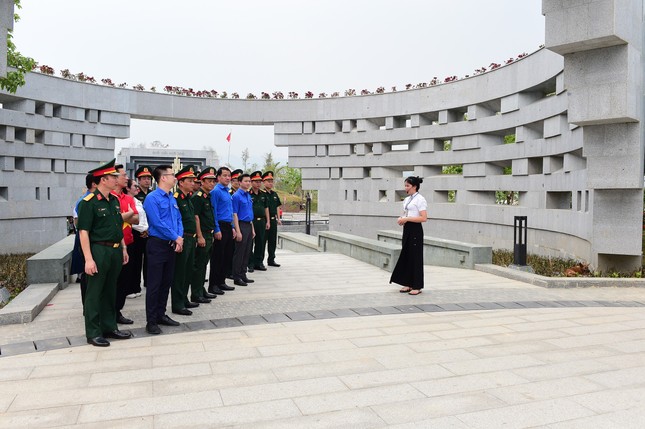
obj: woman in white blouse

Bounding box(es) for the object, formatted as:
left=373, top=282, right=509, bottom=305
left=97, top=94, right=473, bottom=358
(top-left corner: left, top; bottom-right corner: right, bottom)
left=390, top=176, right=427, bottom=295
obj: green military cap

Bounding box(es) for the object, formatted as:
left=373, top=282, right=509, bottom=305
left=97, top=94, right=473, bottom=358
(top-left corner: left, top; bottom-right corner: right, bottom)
left=135, top=165, right=153, bottom=178
left=198, top=166, right=216, bottom=180
left=262, top=171, right=274, bottom=181
left=176, top=165, right=197, bottom=180
left=250, top=170, right=263, bottom=181
left=231, top=169, right=243, bottom=180
left=88, top=158, right=120, bottom=177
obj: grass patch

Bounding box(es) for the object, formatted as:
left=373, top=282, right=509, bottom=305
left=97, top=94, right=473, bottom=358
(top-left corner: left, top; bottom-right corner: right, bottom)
left=0, top=253, right=33, bottom=302
left=492, top=249, right=643, bottom=278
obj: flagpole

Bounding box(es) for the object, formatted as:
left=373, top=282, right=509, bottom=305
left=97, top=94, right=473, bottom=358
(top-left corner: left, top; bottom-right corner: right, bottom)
left=226, top=130, right=232, bottom=166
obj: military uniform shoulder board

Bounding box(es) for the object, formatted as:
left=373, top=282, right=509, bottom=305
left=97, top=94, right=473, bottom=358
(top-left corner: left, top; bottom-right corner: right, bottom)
left=260, top=189, right=267, bottom=193
left=83, top=193, right=95, bottom=201
left=173, top=192, right=179, bottom=198
left=196, top=191, right=203, bottom=197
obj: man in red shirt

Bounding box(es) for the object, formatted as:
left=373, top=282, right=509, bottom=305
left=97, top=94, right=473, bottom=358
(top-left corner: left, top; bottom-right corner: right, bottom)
left=113, top=164, right=139, bottom=325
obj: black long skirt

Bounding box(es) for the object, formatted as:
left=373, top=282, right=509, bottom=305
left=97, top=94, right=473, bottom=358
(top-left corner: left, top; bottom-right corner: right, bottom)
left=389, top=222, right=424, bottom=290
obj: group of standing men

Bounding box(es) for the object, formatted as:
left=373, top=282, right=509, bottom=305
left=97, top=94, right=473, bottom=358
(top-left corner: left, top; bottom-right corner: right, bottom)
left=75, top=159, right=282, bottom=347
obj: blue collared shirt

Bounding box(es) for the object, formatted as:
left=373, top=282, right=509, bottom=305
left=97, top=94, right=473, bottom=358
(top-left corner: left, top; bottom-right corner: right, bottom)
left=211, top=183, right=233, bottom=232
left=232, top=188, right=253, bottom=222
left=143, top=188, right=183, bottom=241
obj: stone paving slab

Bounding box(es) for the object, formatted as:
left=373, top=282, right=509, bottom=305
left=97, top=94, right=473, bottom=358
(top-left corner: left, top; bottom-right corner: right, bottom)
left=2, top=248, right=645, bottom=356
left=1, top=248, right=645, bottom=427
left=3, top=303, right=644, bottom=426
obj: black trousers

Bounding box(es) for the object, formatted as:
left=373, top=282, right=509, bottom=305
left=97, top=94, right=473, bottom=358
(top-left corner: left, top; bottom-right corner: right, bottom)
left=232, top=221, right=253, bottom=279
left=131, top=231, right=148, bottom=291
left=116, top=245, right=136, bottom=314
left=146, top=236, right=176, bottom=324
left=209, top=221, right=233, bottom=288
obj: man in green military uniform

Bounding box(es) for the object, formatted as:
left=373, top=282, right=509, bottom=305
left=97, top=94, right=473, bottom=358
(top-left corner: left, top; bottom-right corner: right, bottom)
left=248, top=171, right=270, bottom=272
left=229, top=169, right=243, bottom=196
left=171, top=165, right=199, bottom=316
left=190, top=167, right=218, bottom=303
left=262, top=171, right=282, bottom=267
left=135, top=165, right=153, bottom=203
left=133, top=165, right=152, bottom=290
left=77, top=158, right=133, bottom=347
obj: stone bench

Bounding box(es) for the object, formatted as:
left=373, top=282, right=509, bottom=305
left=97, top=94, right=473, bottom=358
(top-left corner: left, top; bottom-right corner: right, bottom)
left=318, top=231, right=401, bottom=272
left=377, top=230, right=492, bottom=269
left=278, top=232, right=320, bottom=253
left=27, top=235, right=75, bottom=290
left=0, top=283, right=58, bottom=325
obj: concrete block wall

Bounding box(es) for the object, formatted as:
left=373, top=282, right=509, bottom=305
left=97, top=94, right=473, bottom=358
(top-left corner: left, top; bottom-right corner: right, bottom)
left=277, top=19, right=643, bottom=271
left=0, top=0, right=12, bottom=79
left=0, top=87, right=129, bottom=252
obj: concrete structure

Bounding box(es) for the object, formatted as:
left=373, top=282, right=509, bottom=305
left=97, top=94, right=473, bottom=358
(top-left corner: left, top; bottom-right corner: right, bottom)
left=116, top=146, right=219, bottom=179
left=0, top=0, right=10, bottom=79
left=0, top=0, right=643, bottom=270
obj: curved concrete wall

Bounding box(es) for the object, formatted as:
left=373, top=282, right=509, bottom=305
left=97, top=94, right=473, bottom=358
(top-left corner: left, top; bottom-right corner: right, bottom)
left=0, top=0, right=643, bottom=271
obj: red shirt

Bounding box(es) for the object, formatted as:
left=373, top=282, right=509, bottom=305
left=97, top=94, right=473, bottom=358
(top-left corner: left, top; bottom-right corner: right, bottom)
left=112, top=190, right=138, bottom=246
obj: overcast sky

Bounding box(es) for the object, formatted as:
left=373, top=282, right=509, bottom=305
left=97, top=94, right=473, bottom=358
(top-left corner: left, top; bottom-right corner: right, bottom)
left=13, top=0, right=545, bottom=169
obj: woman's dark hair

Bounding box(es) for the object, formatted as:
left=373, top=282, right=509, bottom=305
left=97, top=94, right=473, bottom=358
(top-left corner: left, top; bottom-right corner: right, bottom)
left=405, top=176, right=423, bottom=191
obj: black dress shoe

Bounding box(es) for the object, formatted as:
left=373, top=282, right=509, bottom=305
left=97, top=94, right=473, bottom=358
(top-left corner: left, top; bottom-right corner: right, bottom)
left=204, top=291, right=217, bottom=298
left=242, top=277, right=254, bottom=283
left=193, top=296, right=212, bottom=304
left=87, top=336, right=110, bottom=347
left=268, top=261, right=281, bottom=267
left=219, top=284, right=235, bottom=291
left=233, top=278, right=248, bottom=286
left=159, top=315, right=180, bottom=326
left=104, top=330, right=132, bottom=340
left=185, top=302, right=199, bottom=309
left=117, top=314, right=134, bottom=325
left=254, top=265, right=268, bottom=271
left=208, top=287, right=225, bottom=295
left=247, top=266, right=254, bottom=273
left=172, top=308, right=193, bottom=316
left=146, top=323, right=162, bottom=335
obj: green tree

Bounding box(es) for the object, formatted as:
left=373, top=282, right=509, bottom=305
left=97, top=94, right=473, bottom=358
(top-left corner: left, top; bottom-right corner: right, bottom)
left=262, top=151, right=285, bottom=178
left=279, top=165, right=302, bottom=195
left=241, top=148, right=250, bottom=172
left=0, top=1, right=36, bottom=94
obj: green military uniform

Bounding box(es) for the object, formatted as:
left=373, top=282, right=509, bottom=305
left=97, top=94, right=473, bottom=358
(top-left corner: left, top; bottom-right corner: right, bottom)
left=263, top=171, right=282, bottom=266
left=249, top=171, right=269, bottom=269
left=190, top=168, right=216, bottom=300
left=171, top=166, right=197, bottom=312
left=77, top=160, right=124, bottom=341
left=134, top=165, right=153, bottom=203
left=229, top=169, right=243, bottom=197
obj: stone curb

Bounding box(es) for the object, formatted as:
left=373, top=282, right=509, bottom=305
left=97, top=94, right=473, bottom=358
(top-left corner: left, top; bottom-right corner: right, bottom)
left=2, top=299, right=643, bottom=357
left=0, top=283, right=58, bottom=325
left=475, top=264, right=645, bottom=288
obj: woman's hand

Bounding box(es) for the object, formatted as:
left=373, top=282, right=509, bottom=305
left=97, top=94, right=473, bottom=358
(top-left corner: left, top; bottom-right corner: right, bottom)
left=397, top=216, right=407, bottom=226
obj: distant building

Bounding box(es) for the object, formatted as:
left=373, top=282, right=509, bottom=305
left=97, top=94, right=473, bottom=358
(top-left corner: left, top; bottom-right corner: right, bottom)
left=117, top=147, right=219, bottom=178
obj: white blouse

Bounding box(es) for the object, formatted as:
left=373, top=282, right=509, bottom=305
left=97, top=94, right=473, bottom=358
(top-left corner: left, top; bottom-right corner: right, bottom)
left=402, top=192, right=427, bottom=218
left=132, top=198, right=149, bottom=233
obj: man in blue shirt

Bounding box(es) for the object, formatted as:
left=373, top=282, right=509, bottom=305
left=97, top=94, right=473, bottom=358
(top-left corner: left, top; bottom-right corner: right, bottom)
left=143, top=165, right=184, bottom=335
left=208, top=167, right=236, bottom=294
left=232, top=173, right=256, bottom=286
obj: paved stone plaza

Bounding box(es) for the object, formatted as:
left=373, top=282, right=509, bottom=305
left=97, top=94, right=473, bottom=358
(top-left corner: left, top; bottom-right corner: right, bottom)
left=1, top=250, right=645, bottom=427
